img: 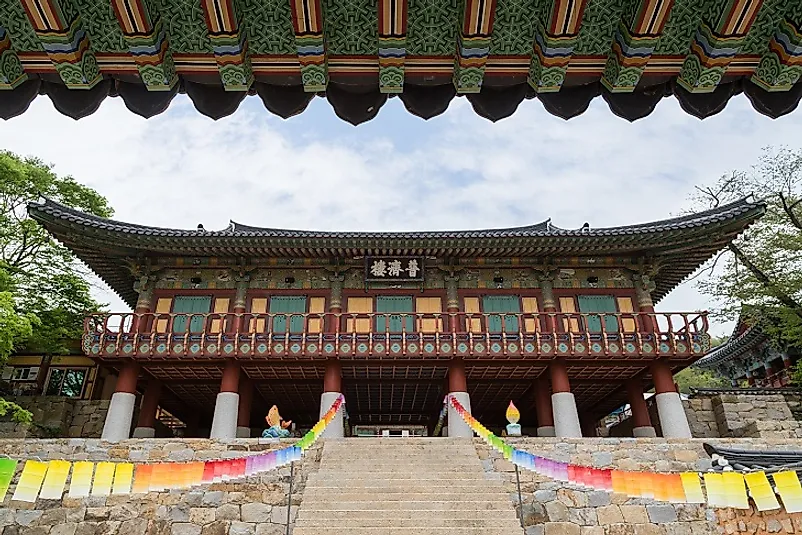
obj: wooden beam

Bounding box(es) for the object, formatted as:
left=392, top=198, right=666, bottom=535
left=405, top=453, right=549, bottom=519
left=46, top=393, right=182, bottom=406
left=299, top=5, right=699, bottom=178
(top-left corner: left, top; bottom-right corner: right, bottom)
left=289, top=0, right=327, bottom=92
left=751, top=17, right=802, bottom=92
left=453, top=0, right=498, bottom=94
left=125, top=357, right=684, bottom=368
left=199, top=0, right=253, bottom=91
left=528, top=0, right=590, bottom=93
left=0, top=27, right=27, bottom=89
left=677, top=0, right=764, bottom=93
left=110, top=0, right=177, bottom=91
left=601, top=0, right=676, bottom=93
left=378, top=0, right=408, bottom=94
left=18, top=0, right=101, bottom=88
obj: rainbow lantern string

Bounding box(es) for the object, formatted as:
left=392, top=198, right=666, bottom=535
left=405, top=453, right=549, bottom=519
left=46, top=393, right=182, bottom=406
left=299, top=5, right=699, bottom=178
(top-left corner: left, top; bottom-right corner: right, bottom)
left=0, top=393, right=344, bottom=504
left=445, top=393, right=799, bottom=514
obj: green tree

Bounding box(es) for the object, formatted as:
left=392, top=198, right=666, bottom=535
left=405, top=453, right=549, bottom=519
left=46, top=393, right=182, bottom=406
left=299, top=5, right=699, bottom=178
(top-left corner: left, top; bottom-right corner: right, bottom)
left=673, top=366, right=731, bottom=394
left=0, top=151, right=112, bottom=422
left=694, top=147, right=802, bottom=356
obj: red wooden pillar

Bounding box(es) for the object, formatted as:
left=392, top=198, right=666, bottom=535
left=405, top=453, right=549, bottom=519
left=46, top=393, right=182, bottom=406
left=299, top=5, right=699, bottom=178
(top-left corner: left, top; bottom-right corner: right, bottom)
left=447, top=358, right=471, bottom=437
left=535, top=376, right=555, bottom=437
left=211, top=360, right=241, bottom=439
left=116, top=361, right=140, bottom=394
left=101, top=360, right=140, bottom=441
left=651, top=360, right=691, bottom=438
left=133, top=379, right=162, bottom=438
left=446, top=275, right=460, bottom=332
left=626, top=379, right=655, bottom=437
left=321, top=359, right=344, bottom=438
left=448, top=358, right=468, bottom=393
left=324, top=360, right=342, bottom=393
left=237, top=375, right=253, bottom=437
left=549, top=359, right=581, bottom=437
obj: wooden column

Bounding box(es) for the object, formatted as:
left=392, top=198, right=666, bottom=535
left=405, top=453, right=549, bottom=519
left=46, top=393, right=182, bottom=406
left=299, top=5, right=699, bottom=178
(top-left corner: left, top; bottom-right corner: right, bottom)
left=232, top=273, right=249, bottom=333
left=132, top=276, right=154, bottom=333
left=220, top=360, right=241, bottom=393
left=549, top=359, right=571, bottom=393
left=539, top=275, right=557, bottom=332
left=634, top=274, right=657, bottom=332
left=651, top=359, right=691, bottom=438
left=626, top=379, right=656, bottom=437
left=211, top=360, right=241, bottom=439
left=448, top=358, right=468, bottom=393
left=446, top=274, right=460, bottom=332
left=324, top=360, right=342, bottom=393
left=326, top=274, right=344, bottom=332
left=134, top=379, right=162, bottom=438
left=101, top=360, right=140, bottom=441
left=237, top=375, right=253, bottom=437
left=116, top=361, right=140, bottom=394
left=535, top=376, right=555, bottom=437
left=549, top=359, right=581, bottom=437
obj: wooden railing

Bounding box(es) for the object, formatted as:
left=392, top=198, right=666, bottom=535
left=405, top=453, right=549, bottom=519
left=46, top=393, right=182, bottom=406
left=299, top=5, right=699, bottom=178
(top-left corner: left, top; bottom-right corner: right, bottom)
left=756, top=368, right=793, bottom=388
left=82, top=311, right=710, bottom=360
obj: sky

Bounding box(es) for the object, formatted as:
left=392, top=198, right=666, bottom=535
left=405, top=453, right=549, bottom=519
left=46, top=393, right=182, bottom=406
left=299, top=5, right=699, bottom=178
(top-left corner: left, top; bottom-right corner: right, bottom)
left=2, top=89, right=800, bottom=337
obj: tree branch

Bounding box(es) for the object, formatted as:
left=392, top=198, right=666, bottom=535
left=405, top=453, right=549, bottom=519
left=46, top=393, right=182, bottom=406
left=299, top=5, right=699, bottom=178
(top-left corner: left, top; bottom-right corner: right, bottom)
left=778, top=192, right=802, bottom=230
left=728, top=243, right=802, bottom=317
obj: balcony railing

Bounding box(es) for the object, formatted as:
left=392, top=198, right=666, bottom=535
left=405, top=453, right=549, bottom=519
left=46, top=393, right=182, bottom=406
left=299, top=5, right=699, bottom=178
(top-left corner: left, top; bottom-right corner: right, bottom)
left=83, top=311, right=710, bottom=360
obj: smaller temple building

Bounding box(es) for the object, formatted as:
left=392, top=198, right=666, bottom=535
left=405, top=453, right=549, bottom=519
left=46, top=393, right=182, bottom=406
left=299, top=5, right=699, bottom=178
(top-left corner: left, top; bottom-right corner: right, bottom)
left=696, top=315, right=800, bottom=388
left=26, top=197, right=766, bottom=441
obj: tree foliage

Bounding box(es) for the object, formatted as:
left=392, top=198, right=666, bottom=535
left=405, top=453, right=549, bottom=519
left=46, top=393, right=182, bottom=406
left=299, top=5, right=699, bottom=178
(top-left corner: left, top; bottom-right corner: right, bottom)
left=673, top=366, right=731, bottom=394
left=0, top=151, right=112, bottom=359
left=694, top=147, right=802, bottom=353
left=0, top=151, right=112, bottom=424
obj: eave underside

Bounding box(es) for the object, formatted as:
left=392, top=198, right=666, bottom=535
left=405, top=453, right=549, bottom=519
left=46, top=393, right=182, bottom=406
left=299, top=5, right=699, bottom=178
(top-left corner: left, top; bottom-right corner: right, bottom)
left=2, top=0, right=802, bottom=123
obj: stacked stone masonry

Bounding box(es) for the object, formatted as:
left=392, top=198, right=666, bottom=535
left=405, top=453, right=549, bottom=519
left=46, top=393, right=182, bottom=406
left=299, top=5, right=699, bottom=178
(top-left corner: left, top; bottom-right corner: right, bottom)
left=0, top=439, right=321, bottom=535
left=0, top=398, right=111, bottom=439
left=610, top=392, right=802, bottom=440
left=683, top=394, right=802, bottom=439
left=477, top=438, right=802, bottom=535
left=1, top=438, right=802, bottom=535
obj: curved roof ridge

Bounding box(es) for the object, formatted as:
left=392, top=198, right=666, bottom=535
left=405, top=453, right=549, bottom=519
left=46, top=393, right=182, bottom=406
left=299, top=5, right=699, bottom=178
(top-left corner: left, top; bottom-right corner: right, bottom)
left=30, top=197, right=763, bottom=238
left=30, top=198, right=233, bottom=235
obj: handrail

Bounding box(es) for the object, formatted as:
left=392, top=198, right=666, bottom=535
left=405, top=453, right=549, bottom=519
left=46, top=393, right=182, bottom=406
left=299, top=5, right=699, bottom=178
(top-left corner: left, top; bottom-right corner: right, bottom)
left=82, top=311, right=710, bottom=359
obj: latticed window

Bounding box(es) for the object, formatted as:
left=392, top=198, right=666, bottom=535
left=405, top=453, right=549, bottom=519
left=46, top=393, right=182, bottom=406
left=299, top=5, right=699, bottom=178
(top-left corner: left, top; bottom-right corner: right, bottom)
left=45, top=368, right=87, bottom=398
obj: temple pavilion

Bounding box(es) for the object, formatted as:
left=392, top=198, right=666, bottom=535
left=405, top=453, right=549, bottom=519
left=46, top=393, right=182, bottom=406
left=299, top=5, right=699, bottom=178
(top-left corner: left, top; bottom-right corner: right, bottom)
left=1, top=0, right=802, bottom=123
left=696, top=313, right=800, bottom=388
left=26, top=197, right=765, bottom=440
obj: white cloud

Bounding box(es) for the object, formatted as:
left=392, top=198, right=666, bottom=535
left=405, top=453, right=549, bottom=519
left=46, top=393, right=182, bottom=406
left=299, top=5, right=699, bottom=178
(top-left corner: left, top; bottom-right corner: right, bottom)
left=2, top=90, right=799, bottom=336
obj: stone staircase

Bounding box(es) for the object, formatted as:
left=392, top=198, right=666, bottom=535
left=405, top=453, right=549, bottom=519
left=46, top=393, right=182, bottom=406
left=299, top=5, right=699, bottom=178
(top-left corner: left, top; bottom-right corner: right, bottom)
left=293, top=438, right=523, bottom=535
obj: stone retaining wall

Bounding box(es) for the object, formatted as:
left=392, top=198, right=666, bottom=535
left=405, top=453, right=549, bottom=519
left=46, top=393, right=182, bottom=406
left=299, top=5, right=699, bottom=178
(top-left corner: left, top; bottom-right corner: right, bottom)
left=478, top=437, right=802, bottom=535
left=0, top=439, right=322, bottom=535
left=0, top=398, right=111, bottom=438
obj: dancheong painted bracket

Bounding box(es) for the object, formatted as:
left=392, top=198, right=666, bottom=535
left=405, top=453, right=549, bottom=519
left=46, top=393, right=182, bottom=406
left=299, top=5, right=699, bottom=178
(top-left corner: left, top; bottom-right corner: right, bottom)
left=1, top=0, right=801, bottom=123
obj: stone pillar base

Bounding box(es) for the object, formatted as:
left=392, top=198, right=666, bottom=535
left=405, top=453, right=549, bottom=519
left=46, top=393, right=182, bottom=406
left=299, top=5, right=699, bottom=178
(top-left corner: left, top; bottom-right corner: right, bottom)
left=320, top=392, right=344, bottom=439
left=655, top=391, right=692, bottom=438
left=447, top=392, right=473, bottom=438
left=552, top=392, right=582, bottom=438
left=633, top=426, right=657, bottom=438
left=101, top=392, right=136, bottom=442
left=236, top=426, right=252, bottom=438
left=210, top=392, right=240, bottom=440
left=537, top=426, right=556, bottom=437
left=132, top=427, right=155, bottom=438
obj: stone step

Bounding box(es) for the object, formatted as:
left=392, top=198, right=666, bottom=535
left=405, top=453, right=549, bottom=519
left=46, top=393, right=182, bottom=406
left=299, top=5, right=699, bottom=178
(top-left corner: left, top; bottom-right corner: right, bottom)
left=294, top=501, right=514, bottom=511
left=296, top=509, right=520, bottom=521
left=302, top=491, right=507, bottom=501
left=307, top=473, right=489, bottom=480
left=293, top=528, right=523, bottom=535
left=295, top=517, right=523, bottom=528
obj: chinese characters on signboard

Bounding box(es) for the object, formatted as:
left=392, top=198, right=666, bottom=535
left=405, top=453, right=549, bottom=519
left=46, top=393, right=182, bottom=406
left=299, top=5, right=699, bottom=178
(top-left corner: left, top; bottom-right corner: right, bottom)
left=365, top=257, right=424, bottom=282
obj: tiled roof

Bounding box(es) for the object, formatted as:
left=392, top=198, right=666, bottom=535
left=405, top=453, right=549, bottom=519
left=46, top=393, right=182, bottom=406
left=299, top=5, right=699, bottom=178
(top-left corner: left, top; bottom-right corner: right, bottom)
left=29, top=197, right=766, bottom=307
left=695, top=323, right=768, bottom=369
